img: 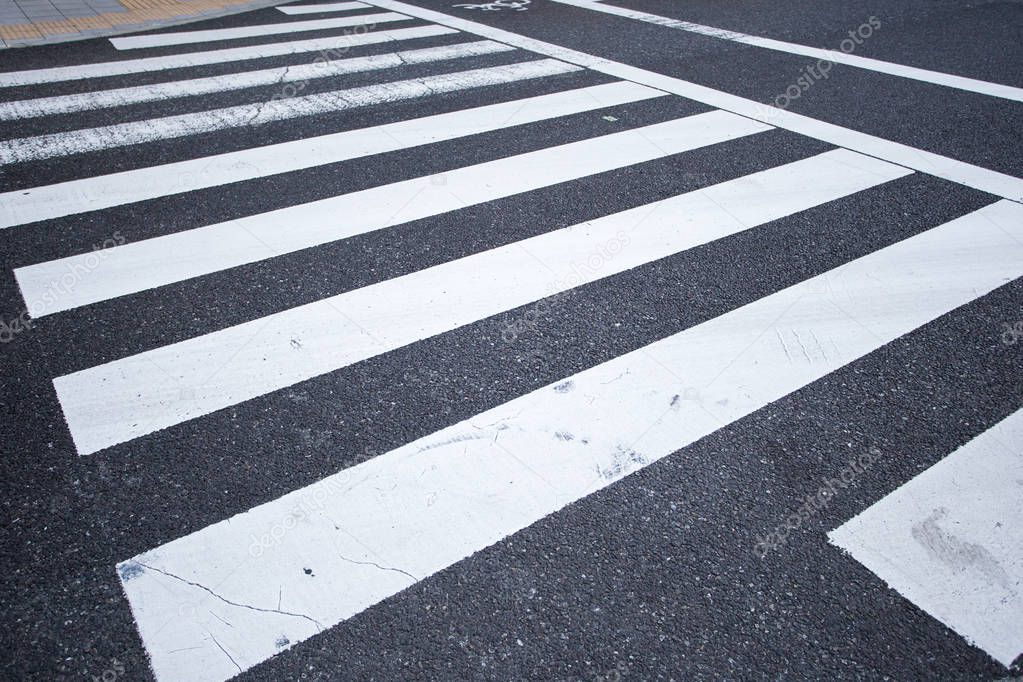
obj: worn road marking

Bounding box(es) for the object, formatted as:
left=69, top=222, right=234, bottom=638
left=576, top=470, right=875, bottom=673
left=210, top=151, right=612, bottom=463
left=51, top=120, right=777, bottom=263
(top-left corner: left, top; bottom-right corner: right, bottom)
left=278, top=1, right=373, bottom=14
left=0, top=81, right=663, bottom=229
left=0, top=41, right=513, bottom=121
left=0, top=59, right=581, bottom=165
left=109, top=12, right=410, bottom=49
left=0, top=25, right=457, bottom=87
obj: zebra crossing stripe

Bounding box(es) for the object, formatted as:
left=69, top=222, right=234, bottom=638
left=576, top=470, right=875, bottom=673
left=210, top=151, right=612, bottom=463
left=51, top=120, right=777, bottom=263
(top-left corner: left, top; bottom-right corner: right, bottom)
left=0, top=25, right=458, bottom=87
left=116, top=198, right=1023, bottom=682
left=0, top=41, right=514, bottom=121
left=0, top=81, right=664, bottom=229
left=52, top=148, right=898, bottom=456
left=0, top=59, right=581, bottom=165
left=108, top=12, right=411, bottom=50
left=17, top=111, right=766, bottom=319
left=830, top=407, right=1023, bottom=667
left=278, top=1, right=374, bottom=14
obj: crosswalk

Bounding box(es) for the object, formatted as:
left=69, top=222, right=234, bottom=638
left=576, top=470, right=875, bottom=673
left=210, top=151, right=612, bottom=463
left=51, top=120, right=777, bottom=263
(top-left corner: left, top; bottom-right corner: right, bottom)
left=1, top=1, right=1021, bottom=680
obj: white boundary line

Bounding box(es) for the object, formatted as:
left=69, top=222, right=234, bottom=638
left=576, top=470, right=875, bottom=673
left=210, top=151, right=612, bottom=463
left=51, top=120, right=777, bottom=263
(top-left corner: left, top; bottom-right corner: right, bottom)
left=552, top=0, right=1023, bottom=104
left=362, top=0, right=1023, bottom=203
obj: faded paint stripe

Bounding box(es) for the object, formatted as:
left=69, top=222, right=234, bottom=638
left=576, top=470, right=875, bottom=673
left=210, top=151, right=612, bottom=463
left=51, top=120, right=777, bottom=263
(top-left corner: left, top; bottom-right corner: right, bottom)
left=0, top=59, right=581, bottom=165
left=0, top=81, right=664, bottom=229
left=0, top=41, right=514, bottom=120
left=109, top=12, right=410, bottom=49
left=278, top=1, right=374, bottom=14
left=0, top=25, right=457, bottom=87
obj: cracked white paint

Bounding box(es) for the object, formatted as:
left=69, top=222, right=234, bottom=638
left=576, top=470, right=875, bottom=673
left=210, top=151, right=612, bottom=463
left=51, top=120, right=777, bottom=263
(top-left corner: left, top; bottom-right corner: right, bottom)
left=120, top=199, right=1023, bottom=681
left=51, top=143, right=910, bottom=457
left=0, top=81, right=663, bottom=229
left=109, top=12, right=410, bottom=49
left=830, top=407, right=1023, bottom=667
left=0, top=59, right=580, bottom=165
left=0, top=41, right=514, bottom=121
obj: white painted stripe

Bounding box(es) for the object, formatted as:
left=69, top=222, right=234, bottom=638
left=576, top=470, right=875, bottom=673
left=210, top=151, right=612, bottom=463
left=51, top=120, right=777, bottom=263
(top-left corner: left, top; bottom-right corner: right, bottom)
left=830, top=408, right=1023, bottom=667
left=117, top=198, right=1023, bottom=682
left=108, top=12, right=409, bottom=50
left=0, top=81, right=663, bottom=229
left=0, top=41, right=513, bottom=121
left=19, top=111, right=765, bottom=319
left=0, top=25, right=457, bottom=87
left=0, top=59, right=580, bottom=165
left=52, top=147, right=894, bottom=456
left=362, top=0, right=1023, bottom=203
left=278, top=1, right=373, bottom=14
left=553, top=0, right=1023, bottom=104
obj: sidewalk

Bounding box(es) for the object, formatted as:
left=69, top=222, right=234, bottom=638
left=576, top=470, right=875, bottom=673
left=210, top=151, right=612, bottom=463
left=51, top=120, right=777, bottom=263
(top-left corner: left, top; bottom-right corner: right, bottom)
left=0, top=0, right=283, bottom=47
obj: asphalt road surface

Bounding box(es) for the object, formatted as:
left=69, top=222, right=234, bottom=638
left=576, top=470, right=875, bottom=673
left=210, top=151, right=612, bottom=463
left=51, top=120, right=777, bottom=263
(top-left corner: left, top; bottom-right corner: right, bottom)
left=2, top=1, right=1022, bottom=680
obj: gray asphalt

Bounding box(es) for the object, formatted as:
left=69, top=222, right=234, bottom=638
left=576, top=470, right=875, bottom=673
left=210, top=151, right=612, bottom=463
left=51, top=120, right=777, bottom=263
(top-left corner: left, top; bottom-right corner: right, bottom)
left=1, top=0, right=1021, bottom=679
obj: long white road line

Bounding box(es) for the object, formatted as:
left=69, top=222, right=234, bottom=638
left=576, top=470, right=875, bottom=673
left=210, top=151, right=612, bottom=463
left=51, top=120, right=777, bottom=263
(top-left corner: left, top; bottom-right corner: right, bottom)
left=363, top=0, right=1023, bottom=203
left=0, top=59, right=581, bottom=165
left=0, top=25, right=457, bottom=87
left=278, top=1, right=373, bottom=14
left=553, top=0, right=1023, bottom=104
left=117, top=198, right=1023, bottom=682
left=18, top=111, right=768, bottom=320
left=0, top=41, right=513, bottom=121
left=109, top=12, right=411, bottom=49
left=0, top=81, right=664, bottom=229
left=52, top=147, right=895, bottom=456
left=830, top=408, right=1023, bottom=667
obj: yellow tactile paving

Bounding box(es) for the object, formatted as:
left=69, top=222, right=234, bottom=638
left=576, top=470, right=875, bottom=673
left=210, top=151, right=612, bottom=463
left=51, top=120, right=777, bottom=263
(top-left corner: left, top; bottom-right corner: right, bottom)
left=0, top=0, right=271, bottom=43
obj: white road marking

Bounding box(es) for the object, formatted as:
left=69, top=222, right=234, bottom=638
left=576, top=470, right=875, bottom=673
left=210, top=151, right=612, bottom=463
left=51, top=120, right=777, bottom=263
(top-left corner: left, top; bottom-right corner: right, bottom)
left=362, top=0, right=1023, bottom=203
left=19, top=111, right=766, bottom=320
left=553, top=0, right=1023, bottom=104
left=49, top=112, right=780, bottom=456
left=0, top=41, right=513, bottom=121
left=0, top=81, right=663, bottom=229
left=51, top=146, right=892, bottom=456
left=0, top=59, right=580, bottom=165
left=108, top=12, right=410, bottom=50
left=278, top=1, right=372, bottom=14
left=0, top=25, right=457, bottom=87
left=830, top=408, right=1023, bottom=668
left=117, top=198, right=1023, bottom=682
